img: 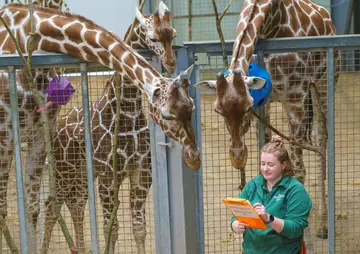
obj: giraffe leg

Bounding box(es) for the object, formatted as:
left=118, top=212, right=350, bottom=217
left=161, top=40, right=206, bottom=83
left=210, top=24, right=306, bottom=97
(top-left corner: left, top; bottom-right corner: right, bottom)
left=40, top=179, right=66, bottom=254
left=129, top=160, right=152, bottom=254
left=65, top=175, right=88, bottom=253
left=24, top=134, right=47, bottom=253
left=310, top=82, right=328, bottom=239
left=0, top=150, right=13, bottom=251
left=98, top=166, right=126, bottom=254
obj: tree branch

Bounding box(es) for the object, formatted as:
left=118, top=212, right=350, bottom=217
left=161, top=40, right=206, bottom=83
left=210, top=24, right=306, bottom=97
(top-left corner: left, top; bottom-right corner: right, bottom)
left=219, top=0, right=233, bottom=22
left=211, top=0, right=233, bottom=69
left=250, top=110, right=326, bottom=161
left=1, top=2, right=75, bottom=252
left=103, top=74, right=122, bottom=254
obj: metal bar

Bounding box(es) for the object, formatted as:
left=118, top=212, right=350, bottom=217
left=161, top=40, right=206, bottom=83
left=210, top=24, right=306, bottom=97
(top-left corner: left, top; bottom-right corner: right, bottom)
left=326, top=48, right=335, bottom=254
left=80, top=63, right=100, bottom=254
left=255, top=51, right=266, bottom=151
left=184, top=34, right=360, bottom=54
left=192, top=64, right=205, bottom=254
left=185, top=46, right=205, bottom=254
left=8, top=66, right=29, bottom=254
left=165, top=47, right=200, bottom=254
left=149, top=56, right=172, bottom=254
left=150, top=120, right=172, bottom=254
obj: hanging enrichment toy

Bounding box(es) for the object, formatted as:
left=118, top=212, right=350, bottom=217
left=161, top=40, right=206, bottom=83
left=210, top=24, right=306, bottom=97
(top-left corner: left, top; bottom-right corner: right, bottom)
left=37, top=77, right=75, bottom=113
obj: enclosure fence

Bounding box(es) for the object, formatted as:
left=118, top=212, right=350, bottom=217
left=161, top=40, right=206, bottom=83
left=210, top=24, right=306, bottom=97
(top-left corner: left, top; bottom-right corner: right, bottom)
left=0, top=35, right=360, bottom=254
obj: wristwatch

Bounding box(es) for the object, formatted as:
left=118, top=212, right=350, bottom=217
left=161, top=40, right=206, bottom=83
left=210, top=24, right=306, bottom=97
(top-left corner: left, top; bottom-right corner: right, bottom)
left=265, top=214, right=275, bottom=224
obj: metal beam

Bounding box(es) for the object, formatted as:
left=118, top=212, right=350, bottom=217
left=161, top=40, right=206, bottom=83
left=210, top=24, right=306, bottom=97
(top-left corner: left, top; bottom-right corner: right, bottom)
left=184, top=34, right=360, bottom=54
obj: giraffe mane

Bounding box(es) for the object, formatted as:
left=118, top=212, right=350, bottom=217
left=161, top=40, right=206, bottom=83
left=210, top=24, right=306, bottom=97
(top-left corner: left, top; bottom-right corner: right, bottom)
left=123, top=13, right=152, bottom=41
left=4, top=4, right=162, bottom=77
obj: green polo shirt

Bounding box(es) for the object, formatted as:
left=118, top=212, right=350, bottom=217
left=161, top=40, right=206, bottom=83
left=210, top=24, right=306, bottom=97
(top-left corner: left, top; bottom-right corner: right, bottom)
left=230, top=175, right=312, bottom=254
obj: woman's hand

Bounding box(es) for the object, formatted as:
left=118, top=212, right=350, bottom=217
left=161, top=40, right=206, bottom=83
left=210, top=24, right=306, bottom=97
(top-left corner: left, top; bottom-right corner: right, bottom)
left=253, top=203, right=270, bottom=222
left=231, top=220, right=248, bottom=234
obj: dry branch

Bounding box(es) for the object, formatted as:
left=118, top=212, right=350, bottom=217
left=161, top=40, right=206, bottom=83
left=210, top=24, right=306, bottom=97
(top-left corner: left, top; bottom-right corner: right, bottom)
left=104, top=2, right=146, bottom=252
left=0, top=2, right=75, bottom=252
left=103, top=74, right=122, bottom=254
left=211, top=0, right=233, bottom=68
left=250, top=110, right=326, bottom=161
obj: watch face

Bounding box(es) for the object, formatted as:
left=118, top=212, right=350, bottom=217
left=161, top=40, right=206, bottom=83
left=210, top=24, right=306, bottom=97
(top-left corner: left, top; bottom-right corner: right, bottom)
left=270, top=215, right=274, bottom=221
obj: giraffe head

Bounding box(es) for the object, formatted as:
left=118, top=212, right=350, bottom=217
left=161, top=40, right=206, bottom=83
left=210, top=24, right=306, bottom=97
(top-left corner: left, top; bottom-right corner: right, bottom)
left=194, top=69, right=266, bottom=169
left=134, top=1, right=177, bottom=74
left=143, top=65, right=200, bottom=170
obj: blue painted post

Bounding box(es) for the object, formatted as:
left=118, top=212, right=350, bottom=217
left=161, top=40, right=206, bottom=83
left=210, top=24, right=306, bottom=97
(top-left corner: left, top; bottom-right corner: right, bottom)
left=150, top=119, right=172, bottom=254
left=326, top=48, right=335, bottom=254
left=255, top=51, right=266, bottom=150
left=7, top=66, right=29, bottom=254
left=150, top=56, right=172, bottom=254
left=80, top=63, right=100, bottom=254
left=162, top=47, right=203, bottom=254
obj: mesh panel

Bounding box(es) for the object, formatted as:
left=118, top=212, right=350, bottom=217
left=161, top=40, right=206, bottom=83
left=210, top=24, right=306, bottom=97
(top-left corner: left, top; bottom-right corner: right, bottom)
left=196, top=48, right=360, bottom=253
left=1, top=61, right=156, bottom=253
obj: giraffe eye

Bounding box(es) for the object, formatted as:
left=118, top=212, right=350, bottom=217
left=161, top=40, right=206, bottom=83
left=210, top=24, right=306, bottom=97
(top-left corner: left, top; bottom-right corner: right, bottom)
left=150, top=37, right=159, bottom=42
left=214, top=107, right=223, bottom=116
left=160, top=108, right=176, bottom=120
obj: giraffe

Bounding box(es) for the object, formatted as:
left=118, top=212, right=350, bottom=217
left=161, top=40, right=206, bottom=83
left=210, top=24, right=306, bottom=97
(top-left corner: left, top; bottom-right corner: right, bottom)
left=40, top=2, right=180, bottom=253
left=36, top=0, right=64, bottom=9
left=194, top=0, right=337, bottom=238
left=0, top=2, right=200, bottom=252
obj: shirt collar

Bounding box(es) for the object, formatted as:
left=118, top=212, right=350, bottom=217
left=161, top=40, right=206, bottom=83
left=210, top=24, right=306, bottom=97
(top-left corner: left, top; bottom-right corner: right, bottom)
left=260, top=174, right=291, bottom=190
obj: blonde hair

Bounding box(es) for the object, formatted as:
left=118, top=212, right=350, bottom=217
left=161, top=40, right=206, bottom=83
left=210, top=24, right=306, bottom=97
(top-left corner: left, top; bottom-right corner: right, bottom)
left=261, top=135, right=294, bottom=177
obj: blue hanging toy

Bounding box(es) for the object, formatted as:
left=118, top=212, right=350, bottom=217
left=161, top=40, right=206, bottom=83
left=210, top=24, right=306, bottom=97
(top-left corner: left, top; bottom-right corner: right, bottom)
left=223, top=62, right=272, bottom=109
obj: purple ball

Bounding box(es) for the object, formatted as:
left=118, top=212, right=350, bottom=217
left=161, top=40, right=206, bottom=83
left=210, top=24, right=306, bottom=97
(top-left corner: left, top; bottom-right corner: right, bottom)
left=45, top=77, right=75, bottom=105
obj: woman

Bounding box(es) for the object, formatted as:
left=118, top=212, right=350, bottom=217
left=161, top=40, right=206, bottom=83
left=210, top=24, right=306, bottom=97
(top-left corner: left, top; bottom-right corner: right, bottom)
left=230, top=135, right=312, bottom=254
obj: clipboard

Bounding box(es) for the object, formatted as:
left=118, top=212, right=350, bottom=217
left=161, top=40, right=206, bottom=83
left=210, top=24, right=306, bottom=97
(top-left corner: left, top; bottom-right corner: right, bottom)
left=222, top=197, right=268, bottom=230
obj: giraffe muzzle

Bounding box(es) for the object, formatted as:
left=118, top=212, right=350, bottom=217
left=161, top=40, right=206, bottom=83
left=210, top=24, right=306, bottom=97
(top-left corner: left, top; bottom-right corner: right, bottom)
left=229, top=146, right=248, bottom=169
left=182, top=144, right=201, bottom=170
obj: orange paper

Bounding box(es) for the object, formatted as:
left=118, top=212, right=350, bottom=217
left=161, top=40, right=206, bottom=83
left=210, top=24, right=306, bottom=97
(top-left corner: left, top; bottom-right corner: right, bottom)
left=222, top=197, right=268, bottom=230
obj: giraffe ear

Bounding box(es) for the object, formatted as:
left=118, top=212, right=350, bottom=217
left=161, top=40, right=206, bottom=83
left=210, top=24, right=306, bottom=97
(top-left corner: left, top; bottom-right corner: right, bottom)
left=194, top=80, right=216, bottom=94
left=244, top=76, right=266, bottom=90
left=159, top=1, right=170, bottom=20
left=135, top=7, right=147, bottom=26
left=143, top=83, right=161, bottom=104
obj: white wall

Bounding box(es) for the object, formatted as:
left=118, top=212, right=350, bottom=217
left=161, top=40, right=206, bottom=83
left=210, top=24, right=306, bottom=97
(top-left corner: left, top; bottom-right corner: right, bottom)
left=2, top=0, right=138, bottom=39
left=66, top=0, right=137, bottom=39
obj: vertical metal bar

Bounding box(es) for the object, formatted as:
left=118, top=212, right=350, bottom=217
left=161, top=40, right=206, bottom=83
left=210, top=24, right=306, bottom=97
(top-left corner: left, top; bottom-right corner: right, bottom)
left=326, top=47, right=335, bottom=254
left=150, top=119, right=172, bottom=254
left=80, top=63, right=100, bottom=254
left=150, top=56, right=172, bottom=254
left=186, top=46, right=204, bottom=254
left=192, top=64, right=204, bottom=254
left=162, top=47, right=202, bottom=254
left=256, top=51, right=266, bottom=150
left=8, top=66, right=29, bottom=254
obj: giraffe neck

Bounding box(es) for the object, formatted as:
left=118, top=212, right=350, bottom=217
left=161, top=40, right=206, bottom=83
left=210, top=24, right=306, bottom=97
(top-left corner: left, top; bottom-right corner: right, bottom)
left=38, top=0, right=63, bottom=9
left=230, top=0, right=336, bottom=75
left=0, top=4, right=163, bottom=91
left=127, top=22, right=150, bottom=50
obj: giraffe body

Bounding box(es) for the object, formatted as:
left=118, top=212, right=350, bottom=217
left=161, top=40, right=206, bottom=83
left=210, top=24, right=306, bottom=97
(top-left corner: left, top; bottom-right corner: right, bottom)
left=195, top=0, right=337, bottom=239
left=0, top=3, right=199, bottom=253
